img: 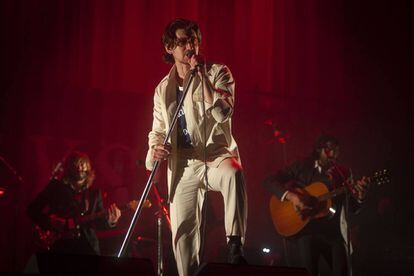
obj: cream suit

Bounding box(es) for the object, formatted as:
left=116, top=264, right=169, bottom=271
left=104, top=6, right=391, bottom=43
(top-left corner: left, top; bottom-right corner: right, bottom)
left=146, top=64, right=247, bottom=276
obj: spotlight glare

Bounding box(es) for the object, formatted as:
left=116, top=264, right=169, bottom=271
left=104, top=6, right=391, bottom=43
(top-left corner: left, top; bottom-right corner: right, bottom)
left=262, top=247, right=271, bottom=254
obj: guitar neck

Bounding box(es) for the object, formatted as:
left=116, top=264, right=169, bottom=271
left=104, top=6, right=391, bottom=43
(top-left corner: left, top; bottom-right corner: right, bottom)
left=317, top=169, right=389, bottom=202
left=77, top=203, right=130, bottom=224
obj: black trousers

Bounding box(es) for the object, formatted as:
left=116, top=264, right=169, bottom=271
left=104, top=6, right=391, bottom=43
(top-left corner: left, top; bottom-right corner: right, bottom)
left=288, top=234, right=348, bottom=276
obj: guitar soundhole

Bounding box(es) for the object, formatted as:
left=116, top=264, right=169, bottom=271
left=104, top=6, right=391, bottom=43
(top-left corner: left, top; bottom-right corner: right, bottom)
left=296, top=197, right=317, bottom=219
left=301, top=200, right=328, bottom=220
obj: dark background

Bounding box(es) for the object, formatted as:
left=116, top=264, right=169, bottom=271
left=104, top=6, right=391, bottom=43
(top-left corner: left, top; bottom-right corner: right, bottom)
left=0, top=0, right=412, bottom=275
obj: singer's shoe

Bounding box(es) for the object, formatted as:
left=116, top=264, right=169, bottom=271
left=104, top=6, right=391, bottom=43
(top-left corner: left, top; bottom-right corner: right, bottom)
left=227, top=236, right=248, bottom=265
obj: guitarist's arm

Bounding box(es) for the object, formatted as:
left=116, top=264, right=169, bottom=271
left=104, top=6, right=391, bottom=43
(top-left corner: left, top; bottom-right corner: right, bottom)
left=27, top=180, right=80, bottom=233
left=107, top=203, right=121, bottom=227
left=263, top=160, right=316, bottom=212
left=27, top=180, right=58, bottom=231
left=91, top=189, right=121, bottom=230
left=262, top=173, right=290, bottom=199
left=354, top=176, right=369, bottom=202
left=262, top=161, right=304, bottom=202
left=347, top=176, right=370, bottom=214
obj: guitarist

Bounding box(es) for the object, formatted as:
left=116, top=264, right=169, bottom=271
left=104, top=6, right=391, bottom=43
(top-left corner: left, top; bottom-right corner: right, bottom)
left=262, top=134, right=369, bottom=276
left=27, top=151, right=121, bottom=255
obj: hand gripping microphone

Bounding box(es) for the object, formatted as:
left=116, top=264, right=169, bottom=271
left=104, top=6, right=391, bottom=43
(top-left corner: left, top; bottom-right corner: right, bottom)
left=186, top=50, right=204, bottom=70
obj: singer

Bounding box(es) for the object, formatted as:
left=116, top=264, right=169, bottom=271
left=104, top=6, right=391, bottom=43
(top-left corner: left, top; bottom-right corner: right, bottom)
left=145, top=18, right=247, bottom=276
left=262, top=134, right=369, bottom=276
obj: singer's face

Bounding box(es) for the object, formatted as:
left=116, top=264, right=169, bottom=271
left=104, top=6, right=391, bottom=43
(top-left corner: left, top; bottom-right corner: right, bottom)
left=166, top=28, right=199, bottom=65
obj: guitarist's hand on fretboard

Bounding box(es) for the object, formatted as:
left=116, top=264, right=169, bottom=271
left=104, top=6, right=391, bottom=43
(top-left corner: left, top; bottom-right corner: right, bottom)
left=353, top=176, right=370, bottom=201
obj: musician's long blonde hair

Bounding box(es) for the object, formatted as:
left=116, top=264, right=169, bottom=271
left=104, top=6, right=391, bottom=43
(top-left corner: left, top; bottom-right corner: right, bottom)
left=62, top=151, right=95, bottom=189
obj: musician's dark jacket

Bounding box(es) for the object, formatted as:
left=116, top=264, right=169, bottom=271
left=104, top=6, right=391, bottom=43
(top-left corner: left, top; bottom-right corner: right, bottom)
left=262, top=157, right=363, bottom=239
left=27, top=179, right=111, bottom=255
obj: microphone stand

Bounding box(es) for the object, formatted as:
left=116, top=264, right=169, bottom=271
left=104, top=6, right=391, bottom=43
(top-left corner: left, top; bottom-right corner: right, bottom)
left=0, top=155, right=25, bottom=184
left=117, top=70, right=197, bottom=258
left=152, top=183, right=171, bottom=276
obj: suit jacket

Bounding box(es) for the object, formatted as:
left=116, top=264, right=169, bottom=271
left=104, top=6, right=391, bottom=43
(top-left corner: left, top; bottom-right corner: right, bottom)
left=27, top=179, right=110, bottom=255
left=145, top=64, right=240, bottom=202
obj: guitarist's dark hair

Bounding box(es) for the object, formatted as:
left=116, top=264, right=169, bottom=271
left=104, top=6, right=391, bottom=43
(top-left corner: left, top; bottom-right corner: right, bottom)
left=312, top=134, right=339, bottom=158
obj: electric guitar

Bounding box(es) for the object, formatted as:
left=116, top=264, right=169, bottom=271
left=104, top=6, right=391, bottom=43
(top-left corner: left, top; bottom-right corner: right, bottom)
left=269, top=169, right=389, bottom=237
left=34, top=199, right=151, bottom=250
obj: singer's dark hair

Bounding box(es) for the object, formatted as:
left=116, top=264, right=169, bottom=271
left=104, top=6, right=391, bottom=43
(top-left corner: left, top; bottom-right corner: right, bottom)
left=312, top=134, right=339, bottom=158
left=162, top=18, right=202, bottom=64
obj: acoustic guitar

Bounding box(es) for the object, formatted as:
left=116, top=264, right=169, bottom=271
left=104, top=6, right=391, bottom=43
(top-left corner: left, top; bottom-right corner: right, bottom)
left=269, top=169, right=389, bottom=237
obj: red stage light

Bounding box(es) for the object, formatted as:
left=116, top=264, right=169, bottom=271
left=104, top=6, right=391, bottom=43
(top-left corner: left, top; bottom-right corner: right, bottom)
left=264, top=119, right=273, bottom=126
left=273, top=130, right=281, bottom=137
left=278, top=137, right=286, bottom=144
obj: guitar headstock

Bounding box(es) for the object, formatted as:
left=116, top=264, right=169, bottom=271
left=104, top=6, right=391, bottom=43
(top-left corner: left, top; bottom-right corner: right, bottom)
left=371, top=169, right=390, bottom=186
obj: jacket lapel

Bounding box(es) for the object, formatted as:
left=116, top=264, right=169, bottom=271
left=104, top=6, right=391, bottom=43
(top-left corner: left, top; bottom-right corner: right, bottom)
left=165, top=66, right=178, bottom=126
left=191, top=74, right=202, bottom=102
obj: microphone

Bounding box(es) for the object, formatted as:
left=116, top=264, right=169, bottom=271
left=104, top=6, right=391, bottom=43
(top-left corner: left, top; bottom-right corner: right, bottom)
left=186, top=50, right=195, bottom=58
left=186, top=50, right=204, bottom=69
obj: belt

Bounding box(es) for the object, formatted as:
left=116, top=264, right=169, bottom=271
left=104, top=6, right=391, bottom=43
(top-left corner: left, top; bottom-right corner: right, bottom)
left=177, top=148, right=200, bottom=160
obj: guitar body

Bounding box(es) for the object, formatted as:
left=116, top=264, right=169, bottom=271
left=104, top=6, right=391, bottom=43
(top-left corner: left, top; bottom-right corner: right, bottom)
left=269, top=182, right=332, bottom=237
left=34, top=199, right=144, bottom=250
left=34, top=225, right=61, bottom=251
left=269, top=169, right=389, bottom=237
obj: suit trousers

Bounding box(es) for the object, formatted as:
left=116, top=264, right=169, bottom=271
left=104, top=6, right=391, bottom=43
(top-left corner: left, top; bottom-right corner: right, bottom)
left=169, top=157, right=247, bottom=276
left=296, top=233, right=348, bottom=276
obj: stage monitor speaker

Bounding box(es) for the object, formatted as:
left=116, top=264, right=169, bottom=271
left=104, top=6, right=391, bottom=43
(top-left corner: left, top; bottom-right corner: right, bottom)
left=35, top=252, right=156, bottom=275
left=195, top=262, right=309, bottom=276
